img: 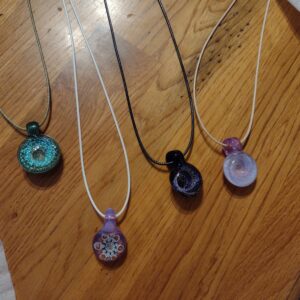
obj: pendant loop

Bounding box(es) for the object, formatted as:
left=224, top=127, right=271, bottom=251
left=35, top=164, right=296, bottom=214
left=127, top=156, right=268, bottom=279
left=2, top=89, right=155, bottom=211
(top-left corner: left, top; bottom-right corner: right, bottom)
left=26, top=121, right=41, bottom=137
left=223, top=137, right=243, bottom=156
left=166, top=150, right=185, bottom=168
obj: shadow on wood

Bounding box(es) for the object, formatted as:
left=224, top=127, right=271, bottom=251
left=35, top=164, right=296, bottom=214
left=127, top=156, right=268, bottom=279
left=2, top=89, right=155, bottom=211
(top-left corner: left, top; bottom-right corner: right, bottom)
left=23, top=156, right=64, bottom=188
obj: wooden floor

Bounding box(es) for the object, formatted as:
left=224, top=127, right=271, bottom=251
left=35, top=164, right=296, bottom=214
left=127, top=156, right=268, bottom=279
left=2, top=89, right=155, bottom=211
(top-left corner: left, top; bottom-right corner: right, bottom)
left=0, top=0, right=299, bottom=299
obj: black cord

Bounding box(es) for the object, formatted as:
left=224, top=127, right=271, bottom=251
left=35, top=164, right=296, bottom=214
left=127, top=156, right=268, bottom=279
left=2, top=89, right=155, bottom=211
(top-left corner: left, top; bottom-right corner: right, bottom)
left=103, top=0, right=195, bottom=166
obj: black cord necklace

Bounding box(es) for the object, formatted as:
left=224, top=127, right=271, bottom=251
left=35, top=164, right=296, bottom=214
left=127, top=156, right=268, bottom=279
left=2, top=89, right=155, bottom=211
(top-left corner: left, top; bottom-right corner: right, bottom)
left=103, top=0, right=202, bottom=197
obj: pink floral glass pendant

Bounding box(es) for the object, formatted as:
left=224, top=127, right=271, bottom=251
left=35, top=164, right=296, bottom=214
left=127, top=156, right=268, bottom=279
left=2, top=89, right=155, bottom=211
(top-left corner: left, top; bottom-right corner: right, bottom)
left=93, top=208, right=127, bottom=263
left=223, top=138, right=257, bottom=188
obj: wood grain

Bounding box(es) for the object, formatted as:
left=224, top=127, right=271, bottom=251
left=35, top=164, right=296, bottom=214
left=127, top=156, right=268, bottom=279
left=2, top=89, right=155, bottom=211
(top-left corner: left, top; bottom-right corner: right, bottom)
left=0, top=0, right=299, bottom=299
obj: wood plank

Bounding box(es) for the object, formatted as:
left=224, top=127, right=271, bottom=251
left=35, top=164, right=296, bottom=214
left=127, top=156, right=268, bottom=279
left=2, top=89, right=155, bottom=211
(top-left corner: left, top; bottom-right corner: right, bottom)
left=0, top=0, right=299, bottom=299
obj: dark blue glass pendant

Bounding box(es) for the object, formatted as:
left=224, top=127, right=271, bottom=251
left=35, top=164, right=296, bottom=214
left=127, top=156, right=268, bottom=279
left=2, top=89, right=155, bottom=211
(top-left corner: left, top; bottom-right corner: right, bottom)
left=17, top=122, right=61, bottom=174
left=166, top=150, right=202, bottom=197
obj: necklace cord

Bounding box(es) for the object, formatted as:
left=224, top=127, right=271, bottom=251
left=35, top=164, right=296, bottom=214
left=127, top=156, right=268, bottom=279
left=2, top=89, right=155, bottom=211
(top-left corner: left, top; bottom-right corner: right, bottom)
left=0, top=0, right=51, bottom=133
left=193, top=0, right=271, bottom=147
left=103, top=0, right=195, bottom=166
left=61, top=0, right=131, bottom=219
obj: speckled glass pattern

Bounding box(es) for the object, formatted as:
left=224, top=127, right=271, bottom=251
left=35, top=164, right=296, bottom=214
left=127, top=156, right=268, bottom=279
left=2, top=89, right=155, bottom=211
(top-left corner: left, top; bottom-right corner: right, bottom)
left=18, top=135, right=61, bottom=174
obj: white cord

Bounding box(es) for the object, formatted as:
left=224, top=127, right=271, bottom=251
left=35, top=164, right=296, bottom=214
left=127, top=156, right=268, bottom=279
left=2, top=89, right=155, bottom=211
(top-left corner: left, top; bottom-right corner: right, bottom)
left=61, top=0, right=131, bottom=219
left=193, top=0, right=271, bottom=147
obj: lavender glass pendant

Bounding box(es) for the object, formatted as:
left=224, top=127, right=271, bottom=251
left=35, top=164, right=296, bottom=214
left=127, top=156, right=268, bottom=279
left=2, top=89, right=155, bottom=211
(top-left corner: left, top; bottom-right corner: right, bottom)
left=223, top=138, right=257, bottom=187
left=166, top=150, right=202, bottom=197
left=93, top=208, right=127, bottom=263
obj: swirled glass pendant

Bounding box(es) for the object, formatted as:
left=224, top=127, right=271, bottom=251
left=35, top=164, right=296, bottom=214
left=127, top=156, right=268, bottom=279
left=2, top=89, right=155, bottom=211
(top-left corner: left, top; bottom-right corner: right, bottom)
left=166, top=150, right=202, bottom=197
left=17, top=122, right=61, bottom=174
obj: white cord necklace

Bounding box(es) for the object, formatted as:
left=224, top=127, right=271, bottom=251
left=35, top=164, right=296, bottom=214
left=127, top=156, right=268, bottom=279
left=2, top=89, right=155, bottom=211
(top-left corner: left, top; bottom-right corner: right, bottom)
left=62, top=0, right=131, bottom=264
left=193, top=0, right=271, bottom=188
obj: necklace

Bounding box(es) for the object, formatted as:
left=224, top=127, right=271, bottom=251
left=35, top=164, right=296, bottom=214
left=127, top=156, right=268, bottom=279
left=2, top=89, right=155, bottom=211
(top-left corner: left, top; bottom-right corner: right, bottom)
left=62, top=0, right=131, bottom=263
left=103, top=0, right=202, bottom=198
left=193, top=0, right=271, bottom=188
left=0, top=0, right=61, bottom=174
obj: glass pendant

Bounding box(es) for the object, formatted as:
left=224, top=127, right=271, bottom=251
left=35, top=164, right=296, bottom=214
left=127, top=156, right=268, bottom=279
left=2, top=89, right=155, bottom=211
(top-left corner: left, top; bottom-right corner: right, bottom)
left=166, top=150, right=202, bottom=197
left=93, top=209, right=127, bottom=263
left=223, top=138, right=257, bottom=187
left=17, top=121, right=61, bottom=174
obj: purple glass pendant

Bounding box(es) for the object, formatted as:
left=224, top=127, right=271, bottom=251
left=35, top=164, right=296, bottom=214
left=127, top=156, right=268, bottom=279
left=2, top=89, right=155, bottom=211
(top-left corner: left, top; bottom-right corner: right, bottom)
left=166, top=150, right=202, bottom=197
left=223, top=138, right=257, bottom=188
left=93, top=208, right=126, bottom=263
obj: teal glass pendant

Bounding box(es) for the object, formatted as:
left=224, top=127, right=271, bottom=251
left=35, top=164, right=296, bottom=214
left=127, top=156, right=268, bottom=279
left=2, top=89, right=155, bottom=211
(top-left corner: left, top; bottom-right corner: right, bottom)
left=17, top=122, right=61, bottom=174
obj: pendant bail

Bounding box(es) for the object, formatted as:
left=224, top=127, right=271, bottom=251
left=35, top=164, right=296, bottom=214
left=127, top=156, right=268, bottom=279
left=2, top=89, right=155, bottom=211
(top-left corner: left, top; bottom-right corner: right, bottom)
left=103, top=208, right=118, bottom=230
left=223, top=137, right=243, bottom=156
left=26, top=121, right=41, bottom=137
left=166, top=150, right=185, bottom=169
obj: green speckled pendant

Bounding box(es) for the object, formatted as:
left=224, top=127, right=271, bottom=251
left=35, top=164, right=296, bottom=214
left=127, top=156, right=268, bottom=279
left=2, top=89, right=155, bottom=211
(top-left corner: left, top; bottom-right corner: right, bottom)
left=17, top=122, right=61, bottom=174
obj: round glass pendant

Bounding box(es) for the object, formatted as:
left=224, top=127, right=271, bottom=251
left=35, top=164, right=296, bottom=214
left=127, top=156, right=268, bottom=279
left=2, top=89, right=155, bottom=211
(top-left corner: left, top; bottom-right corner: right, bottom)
left=17, top=122, right=61, bottom=174
left=93, top=209, right=127, bottom=263
left=223, top=138, right=257, bottom=187
left=166, top=150, right=202, bottom=197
